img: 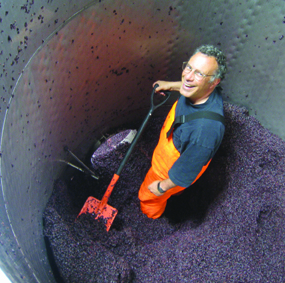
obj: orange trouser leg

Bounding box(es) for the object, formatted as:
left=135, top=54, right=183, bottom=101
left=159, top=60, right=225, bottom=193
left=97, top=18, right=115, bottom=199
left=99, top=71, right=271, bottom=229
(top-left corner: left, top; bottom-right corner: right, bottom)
left=138, top=167, right=185, bottom=219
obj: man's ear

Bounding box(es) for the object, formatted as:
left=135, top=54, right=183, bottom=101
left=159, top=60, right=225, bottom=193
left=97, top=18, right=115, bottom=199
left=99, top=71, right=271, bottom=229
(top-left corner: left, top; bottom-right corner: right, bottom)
left=212, top=78, right=221, bottom=88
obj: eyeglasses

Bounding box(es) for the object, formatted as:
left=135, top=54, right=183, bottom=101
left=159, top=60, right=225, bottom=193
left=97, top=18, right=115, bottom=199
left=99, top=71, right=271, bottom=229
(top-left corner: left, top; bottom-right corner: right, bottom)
left=182, top=62, right=215, bottom=81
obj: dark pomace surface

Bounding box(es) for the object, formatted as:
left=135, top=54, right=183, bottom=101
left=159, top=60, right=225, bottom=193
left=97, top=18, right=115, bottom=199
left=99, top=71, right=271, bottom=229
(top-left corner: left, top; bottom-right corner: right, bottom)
left=43, top=102, right=285, bottom=282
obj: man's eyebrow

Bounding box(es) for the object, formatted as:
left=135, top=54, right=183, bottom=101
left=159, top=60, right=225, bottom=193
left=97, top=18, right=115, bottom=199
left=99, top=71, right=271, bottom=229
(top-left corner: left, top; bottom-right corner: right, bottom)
left=188, top=64, right=204, bottom=74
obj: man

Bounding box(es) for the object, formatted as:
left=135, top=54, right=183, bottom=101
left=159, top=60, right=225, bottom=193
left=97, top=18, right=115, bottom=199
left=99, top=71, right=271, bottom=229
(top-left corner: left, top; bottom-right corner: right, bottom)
left=138, top=44, right=227, bottom=219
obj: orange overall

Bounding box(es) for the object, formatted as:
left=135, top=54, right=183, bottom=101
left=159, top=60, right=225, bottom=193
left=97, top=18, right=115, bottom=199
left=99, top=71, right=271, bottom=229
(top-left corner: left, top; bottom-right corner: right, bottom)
left=138, top=101, right=211, bottom=219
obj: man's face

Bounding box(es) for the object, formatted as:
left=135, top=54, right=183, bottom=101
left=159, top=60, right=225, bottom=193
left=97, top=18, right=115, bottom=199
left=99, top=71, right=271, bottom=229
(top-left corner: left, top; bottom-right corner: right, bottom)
left=180, top=52, right=220, bottom=104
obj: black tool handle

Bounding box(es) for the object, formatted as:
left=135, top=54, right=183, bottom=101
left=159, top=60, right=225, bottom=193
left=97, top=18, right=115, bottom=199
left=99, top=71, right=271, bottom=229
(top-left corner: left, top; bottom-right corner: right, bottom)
left=116, top=84, right=171, bottom=176
left=151, top=84, right=171, bottom=111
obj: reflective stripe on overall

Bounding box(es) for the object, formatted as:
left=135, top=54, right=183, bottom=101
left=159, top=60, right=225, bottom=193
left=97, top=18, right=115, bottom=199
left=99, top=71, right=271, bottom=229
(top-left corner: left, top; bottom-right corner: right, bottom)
left=138, top=100, right=211, bottom=219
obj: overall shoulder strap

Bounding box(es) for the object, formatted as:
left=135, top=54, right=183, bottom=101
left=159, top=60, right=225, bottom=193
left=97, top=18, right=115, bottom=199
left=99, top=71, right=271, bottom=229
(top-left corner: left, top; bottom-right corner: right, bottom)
left=166, top=111, right=225, bottom=138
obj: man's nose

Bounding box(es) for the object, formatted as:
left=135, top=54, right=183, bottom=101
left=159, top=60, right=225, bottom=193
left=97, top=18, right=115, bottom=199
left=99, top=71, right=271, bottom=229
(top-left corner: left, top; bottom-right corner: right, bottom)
left=184, top=69, right=195, bottom=80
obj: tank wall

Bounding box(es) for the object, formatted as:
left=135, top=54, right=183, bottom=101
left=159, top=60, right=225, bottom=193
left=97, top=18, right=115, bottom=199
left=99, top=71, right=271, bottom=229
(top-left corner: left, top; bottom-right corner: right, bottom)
left=0, top=0, right=285, bottom=282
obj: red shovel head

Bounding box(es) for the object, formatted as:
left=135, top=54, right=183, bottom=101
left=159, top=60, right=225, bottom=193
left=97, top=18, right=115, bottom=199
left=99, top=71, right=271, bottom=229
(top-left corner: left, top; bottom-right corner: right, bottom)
left=78, top=196, right=118, bottom=231
left=78, top=173, right=119, bottom=231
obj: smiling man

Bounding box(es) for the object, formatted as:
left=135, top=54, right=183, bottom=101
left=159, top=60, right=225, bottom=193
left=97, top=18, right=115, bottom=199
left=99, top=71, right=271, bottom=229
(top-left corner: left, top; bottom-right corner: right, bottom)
left=138, top=44, right=227, bottom=219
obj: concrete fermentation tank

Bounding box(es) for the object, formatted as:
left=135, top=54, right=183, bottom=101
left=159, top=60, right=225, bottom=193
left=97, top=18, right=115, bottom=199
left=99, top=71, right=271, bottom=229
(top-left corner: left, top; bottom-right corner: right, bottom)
left=0, top=0, right=284, bottom=282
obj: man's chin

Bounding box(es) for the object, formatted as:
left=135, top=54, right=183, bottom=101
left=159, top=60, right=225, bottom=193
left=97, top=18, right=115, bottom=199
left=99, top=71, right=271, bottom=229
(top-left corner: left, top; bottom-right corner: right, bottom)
left=180, top=89, right=195, bottom=98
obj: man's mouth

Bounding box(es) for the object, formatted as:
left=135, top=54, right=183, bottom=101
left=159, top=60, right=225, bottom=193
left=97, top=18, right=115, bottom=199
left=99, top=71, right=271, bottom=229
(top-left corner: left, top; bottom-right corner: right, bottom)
left=183, top=83, right=195, bottom=89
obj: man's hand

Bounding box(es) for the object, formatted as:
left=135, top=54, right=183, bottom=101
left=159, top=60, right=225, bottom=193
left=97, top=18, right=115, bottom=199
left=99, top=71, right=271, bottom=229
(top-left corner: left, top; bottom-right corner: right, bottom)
left=148, top=178, right=177, bottom=196
left=148, top=180, right=164, bottom=196
left=153, top=80, right=182, bottom=93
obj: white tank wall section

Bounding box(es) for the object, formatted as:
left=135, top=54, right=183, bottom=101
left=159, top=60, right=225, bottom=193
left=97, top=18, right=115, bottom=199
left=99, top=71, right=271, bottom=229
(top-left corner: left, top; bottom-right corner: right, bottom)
left=0, top=0, right=284, bottom=282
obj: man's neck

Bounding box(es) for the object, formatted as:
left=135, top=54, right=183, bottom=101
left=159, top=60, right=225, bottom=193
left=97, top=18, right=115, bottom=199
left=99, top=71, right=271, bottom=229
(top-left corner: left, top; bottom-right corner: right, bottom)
left=191, top=95, right=210, bottom=105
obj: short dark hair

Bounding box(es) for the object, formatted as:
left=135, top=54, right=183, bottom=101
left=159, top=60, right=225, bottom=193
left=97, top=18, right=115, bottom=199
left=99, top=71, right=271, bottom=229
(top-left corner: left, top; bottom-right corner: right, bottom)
left=193, top=45, right=227, bottom=81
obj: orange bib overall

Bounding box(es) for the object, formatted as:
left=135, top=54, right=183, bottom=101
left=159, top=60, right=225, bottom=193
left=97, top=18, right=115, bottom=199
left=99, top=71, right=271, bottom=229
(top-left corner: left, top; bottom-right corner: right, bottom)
left=138, top=101, right=211, bottom=219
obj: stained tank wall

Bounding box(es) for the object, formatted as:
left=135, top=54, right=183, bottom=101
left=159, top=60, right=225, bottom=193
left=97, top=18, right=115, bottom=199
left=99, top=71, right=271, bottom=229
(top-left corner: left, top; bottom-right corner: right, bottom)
left=0, top=0, right=284, bottom=282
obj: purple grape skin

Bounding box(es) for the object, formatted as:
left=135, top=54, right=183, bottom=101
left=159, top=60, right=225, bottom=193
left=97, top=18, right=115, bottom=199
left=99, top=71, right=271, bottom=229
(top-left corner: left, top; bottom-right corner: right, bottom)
left=43, top=102, right=285, bottom=282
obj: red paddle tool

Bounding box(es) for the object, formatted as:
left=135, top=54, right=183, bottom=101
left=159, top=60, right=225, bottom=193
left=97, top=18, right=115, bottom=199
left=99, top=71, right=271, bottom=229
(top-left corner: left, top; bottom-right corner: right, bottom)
left=77, top=85, right=171, bottom=231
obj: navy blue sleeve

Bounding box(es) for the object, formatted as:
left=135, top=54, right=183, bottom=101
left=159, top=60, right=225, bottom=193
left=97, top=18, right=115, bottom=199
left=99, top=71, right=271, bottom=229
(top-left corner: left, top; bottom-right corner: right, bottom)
left=168, top=143, right=212, bottom=187
left=168, top=91, right=225, bottom=188
left=169, top=118, right=224, bottom=187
